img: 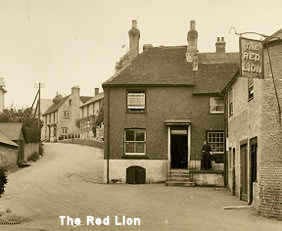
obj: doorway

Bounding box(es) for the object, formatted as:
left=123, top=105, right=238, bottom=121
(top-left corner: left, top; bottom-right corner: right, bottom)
left=250, top=138, right=257, bottom=204
left=240, top=143, right=248, bottom=202
left=171, top=127, right=188, bottom=169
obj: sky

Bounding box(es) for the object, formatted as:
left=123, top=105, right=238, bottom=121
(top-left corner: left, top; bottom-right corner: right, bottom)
left=0, top=0, right=281, bottom=108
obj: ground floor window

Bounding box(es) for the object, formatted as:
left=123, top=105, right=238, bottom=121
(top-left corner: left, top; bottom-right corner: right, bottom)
left=62, top=127, right=69, bottom=139
left=207, top=131, right=224, bottom=163
left=124, top=128, right=146, bottom=155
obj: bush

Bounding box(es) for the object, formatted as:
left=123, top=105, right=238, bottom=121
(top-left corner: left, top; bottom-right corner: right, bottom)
left=28, top=152, right=39, bottom=162
left=0, top=169, right=8, bottom=197
left=58, top=135, right=64, bottom=140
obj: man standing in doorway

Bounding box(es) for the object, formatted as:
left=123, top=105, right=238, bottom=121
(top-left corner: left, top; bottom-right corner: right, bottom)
left=202, top=141, right=212, bottom=170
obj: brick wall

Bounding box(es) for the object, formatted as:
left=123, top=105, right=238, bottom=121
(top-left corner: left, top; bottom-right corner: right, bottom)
left=104, top=86, right=224, bottom=161
left=227, top=39, right=282, bottom=220
left=257, top=41, right=282, bottom=220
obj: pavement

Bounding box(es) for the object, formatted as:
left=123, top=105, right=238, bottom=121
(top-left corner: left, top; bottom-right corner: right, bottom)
left=0, top=143, right=281, bottom=231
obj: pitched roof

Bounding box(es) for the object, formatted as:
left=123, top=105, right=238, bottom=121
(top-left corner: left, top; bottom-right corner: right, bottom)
left=103, top=46, right=239, bottom=93
left=80, top=92, right=104, bottom=108
left=43, top=96, right=69, bottom=115
left=40, top=99, right=53, bottom=115
left=43, top=96, right=93, bottom=115
left=0, top=123, right=23, bottom=141
left=0, top=131, right=18, bottom=147
left=80, top=96, right=93, bottom=104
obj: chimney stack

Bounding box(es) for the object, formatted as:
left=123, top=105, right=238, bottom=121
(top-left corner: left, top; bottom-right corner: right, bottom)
left=186, top=20, right=198, bottom=71
left=215, top=37, right=226, bottom=53
left=53, top=93, right=63, bottom=103
left=95, top=88, right=99, bottom=96
left=71, top=85, right=80, bottom=97
left=128, top=20, right=140, bottom=61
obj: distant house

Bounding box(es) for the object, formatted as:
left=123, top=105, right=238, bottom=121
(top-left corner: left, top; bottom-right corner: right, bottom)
left=222, top=29, right=282, bottom=220
left=102, top=20, right=239, bottom=185
left=0, top=131, right=18, bottom=170
left=39, top=99, right=53, bottom=141
left=42, top=86, right=92, bottom=142
left=79, top=88, right=104, bottom=139
left=0, top=123, right=25, bottom=164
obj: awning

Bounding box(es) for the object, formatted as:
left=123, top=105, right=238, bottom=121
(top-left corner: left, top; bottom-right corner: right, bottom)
left=165, top=119, right=191, bottom=126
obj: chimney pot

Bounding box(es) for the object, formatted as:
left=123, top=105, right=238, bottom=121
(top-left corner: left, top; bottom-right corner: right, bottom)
left=186, top=20, right=198, bottom=66
left=215, top=37, right=226, bottom=53
left=128, top=19, right=140, bottom=61
left=190, top=20, right=196, bottom=30
left=95, top=88, right=99, bottom=96
left=132, top=20, right=137, bottom=29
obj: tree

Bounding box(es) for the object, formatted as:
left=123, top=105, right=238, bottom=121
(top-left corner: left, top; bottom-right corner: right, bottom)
left=0, top=108, right=42, bottom=143
left=115, top=52, right=129, bottom=73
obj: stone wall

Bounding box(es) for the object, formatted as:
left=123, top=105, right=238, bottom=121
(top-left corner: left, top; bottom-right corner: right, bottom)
left=60, top=138, right=104, bottom=149
left=24, top=143, right=40, bottom=161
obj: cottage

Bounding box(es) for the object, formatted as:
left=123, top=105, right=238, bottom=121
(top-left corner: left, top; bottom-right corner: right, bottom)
left=79, top=88, right=104, bottom=139
left=222, top=29, right=282, bottom=220
left=0, top=131, right=18, bottom=170
left=42, top=86, right=91, bottom=142
left=102, top=20, right=239, bottom=185
left=0, top=123, right=25, bottom=164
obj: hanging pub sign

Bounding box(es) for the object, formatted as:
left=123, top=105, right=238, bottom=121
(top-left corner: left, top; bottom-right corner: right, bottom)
left=240, top=37, right=263, bottom=78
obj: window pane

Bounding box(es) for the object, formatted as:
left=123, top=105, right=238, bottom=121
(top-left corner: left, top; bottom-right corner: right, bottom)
left=136, top=143, right=145, bottom=153
left=126, top=130, right=134, bottom=141
left=126, top=143, right=134, bottom=153
left=136, top=130, right=145, bottom=141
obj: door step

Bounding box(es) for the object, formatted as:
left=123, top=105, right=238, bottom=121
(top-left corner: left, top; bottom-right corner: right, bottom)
left=166, top=169, right=195, bottom=187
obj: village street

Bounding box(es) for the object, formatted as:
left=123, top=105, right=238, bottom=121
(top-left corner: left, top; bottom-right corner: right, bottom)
left=0, top=143, right=281, bottom=231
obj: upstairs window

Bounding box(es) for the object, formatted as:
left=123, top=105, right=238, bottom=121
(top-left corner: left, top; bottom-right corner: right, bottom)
left=127, top=91, right=145, bottom=111
left=229, top=89, right=233, bottom=116
left=248, top=77, right=254, bottom=100
left=124, top=129, right=146, bottom=155
left=63, top=110, right=70, bottom=118
left=210, top=97, right=224, bottom=114
left=69, top=99, right=72, bottom=105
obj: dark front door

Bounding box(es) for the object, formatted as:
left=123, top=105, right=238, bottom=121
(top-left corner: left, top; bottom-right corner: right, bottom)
left=240, top=144, right=248, bottom=202
left=171, top=128, right=188, bottom=169
left=250, top=138, right=257, bottom=204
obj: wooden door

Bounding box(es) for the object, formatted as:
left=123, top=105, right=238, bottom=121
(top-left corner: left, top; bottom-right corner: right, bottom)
left=240, top=144, right=248, bottom=201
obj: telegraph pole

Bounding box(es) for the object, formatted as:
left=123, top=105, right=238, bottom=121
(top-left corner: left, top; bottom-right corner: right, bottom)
left=34, top=82, right=45, bottom=126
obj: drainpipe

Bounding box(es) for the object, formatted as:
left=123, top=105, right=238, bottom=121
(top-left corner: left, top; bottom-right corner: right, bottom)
left=223, top=93, right=228, bottom=187
left=106, top=86, right=110, bottom=184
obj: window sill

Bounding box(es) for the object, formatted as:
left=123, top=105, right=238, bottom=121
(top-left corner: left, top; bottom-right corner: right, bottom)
left=122, top=155, right=148, bottom=159
left=209, top=112, right=224, bottom=115
left=248, top=97, right=254, bottom=102
left=126, top=111, right=147, bottom=114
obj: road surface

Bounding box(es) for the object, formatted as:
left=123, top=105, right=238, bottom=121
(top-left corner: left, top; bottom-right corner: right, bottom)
left=0, top=143, right=281, bottom=231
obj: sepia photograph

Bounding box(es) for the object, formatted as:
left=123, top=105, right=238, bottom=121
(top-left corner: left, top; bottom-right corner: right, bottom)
left=0, top=0, right=281, bottom=230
